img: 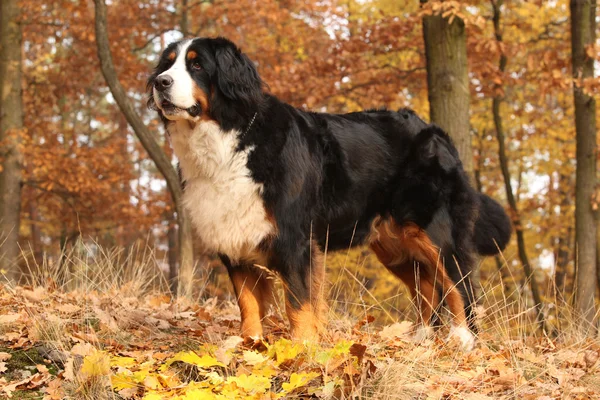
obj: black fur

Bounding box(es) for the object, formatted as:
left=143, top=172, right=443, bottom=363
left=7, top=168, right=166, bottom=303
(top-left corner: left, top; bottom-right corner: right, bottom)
left=148, top=37, right=512, bottom=334
left=474, top=194, right=513, bottom=256
left=391, top=126, right=480, bottom=329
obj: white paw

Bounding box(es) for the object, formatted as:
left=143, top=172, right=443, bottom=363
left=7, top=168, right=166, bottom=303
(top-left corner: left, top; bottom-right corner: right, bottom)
left=412, top=325, right=434, bottom=343
left=448, top=325, right=476, bottom=351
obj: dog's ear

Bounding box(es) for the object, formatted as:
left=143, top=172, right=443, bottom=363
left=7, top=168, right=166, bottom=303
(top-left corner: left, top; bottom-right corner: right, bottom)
left=214, top=44, right=264, bottom=107
left=420, top=127, right=459, bottom=172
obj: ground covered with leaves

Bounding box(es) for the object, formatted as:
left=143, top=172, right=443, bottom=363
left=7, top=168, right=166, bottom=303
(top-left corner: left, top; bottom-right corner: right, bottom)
left=1, top=283, right=599, bottom=400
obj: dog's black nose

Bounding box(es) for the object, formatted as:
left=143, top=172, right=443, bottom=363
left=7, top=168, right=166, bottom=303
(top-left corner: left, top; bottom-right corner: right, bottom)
left=154, top=75, right=173, bottom=91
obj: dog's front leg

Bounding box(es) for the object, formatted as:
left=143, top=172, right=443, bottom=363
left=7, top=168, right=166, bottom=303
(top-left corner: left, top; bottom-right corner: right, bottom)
left=277, top=243, right=326, bottom=342
left=223, top=259, right=273, bottom=339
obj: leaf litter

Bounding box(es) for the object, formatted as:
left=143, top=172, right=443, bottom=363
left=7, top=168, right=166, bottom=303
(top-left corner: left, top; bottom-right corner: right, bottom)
left=0, top=284, right=599, bottom=399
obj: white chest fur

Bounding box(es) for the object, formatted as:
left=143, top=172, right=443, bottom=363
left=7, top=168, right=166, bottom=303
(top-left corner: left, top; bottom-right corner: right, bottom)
left=168, top=120, right=275, bottom=262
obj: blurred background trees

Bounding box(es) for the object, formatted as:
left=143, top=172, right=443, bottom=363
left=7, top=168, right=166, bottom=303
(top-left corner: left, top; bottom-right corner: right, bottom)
left=0, top=0, right=598, bottom=331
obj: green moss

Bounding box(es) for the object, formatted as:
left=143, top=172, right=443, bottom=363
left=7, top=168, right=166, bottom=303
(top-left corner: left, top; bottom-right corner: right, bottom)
left=0, top=347, right=54, bottom=399
left=1, top=346, right=60, bottom=377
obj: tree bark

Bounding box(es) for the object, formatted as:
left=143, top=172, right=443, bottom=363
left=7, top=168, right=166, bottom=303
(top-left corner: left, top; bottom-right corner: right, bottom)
left=94, top=0, right=194, bottom=297
left=421, top=0, right=473, bottom=177
left=422, top=0, right=478, bottom=304
left=570, top=0, right=597, bottom=331
left=554, top=172, right=573, bottom=299
left=181, top=0, right=189, bottom=37
left=0, top=0, right=24, bottom=283
left=491, top=0, right=545, bottom=330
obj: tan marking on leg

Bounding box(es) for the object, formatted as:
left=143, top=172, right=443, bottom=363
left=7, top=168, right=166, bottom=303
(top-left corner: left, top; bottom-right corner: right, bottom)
left=285, top=243, right=327, bottom=342
left=369, top=217, right=467, bottom=327
left=388, top=263, right=440, bottom=328
left=230, top=267, right=273, bottom=338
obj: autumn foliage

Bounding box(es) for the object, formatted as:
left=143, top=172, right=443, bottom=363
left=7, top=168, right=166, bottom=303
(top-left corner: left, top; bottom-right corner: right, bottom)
left=1, top=0, right=600, bottom=398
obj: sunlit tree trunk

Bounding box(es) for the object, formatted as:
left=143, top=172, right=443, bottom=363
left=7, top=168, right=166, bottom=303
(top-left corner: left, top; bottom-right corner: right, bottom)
left=421, top=0, right=472, bottom=177
left=421, top=0, right=479, bottom=302
left=491, top=0, right=545, bottom=330
left=0, top=0, right=24, bottom=283
left=570, top=0, right=597, bottom=332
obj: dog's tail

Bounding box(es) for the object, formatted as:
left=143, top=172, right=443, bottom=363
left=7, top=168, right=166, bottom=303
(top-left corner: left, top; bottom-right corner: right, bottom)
left=473, top=194, right=512, bottom=256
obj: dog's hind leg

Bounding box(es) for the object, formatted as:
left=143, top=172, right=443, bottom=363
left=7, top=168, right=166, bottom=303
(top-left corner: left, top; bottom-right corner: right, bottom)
left=369, top=217, right=475, bottom=349
left=389, top=262, right=441, bottom=341
left=443, top=248, right=478, bottom=333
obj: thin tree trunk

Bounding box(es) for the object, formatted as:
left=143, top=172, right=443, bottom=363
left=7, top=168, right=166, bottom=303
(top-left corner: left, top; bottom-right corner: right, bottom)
left=0, top=0, right=24, bottom=283
left=421, top=0, right=479, bottom=304
left=597, top=223, right=600, bottom=298
left=181, top=0, right=189, bottom=37
left=167, top=214, right=178, bottom=293
left=555, top=228, right=572, bottom=295
left=421, top=0, right=473, bottom=177
left=554, top=172, right=573, bottom=299
left=29, top=200, right=42, bottom=266
left=570, top=0, right=597, bottom=331
left=491, top=0, right=545, bottom=330
left=473, top=137, right=515, bottom=300
left=94, top=0, right=194, bottom=297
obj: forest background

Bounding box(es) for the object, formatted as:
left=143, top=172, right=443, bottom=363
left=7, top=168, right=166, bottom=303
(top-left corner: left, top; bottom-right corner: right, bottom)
left=1, top=0, right=599, bottom=344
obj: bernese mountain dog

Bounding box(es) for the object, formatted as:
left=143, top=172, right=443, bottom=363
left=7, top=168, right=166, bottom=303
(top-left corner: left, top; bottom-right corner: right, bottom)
left=147, top=37, right=512, bottom=349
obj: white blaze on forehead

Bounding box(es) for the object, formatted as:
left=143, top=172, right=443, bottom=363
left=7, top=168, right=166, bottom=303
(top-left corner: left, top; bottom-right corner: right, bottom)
left=156, top=39, right=197, bottom=109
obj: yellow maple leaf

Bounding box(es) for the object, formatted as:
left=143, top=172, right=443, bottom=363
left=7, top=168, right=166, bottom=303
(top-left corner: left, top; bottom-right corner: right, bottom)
left=81, top=350, right=111, bottom=378
left=142, top=392, right=167, bottom=400
left=281, top=372, right=320, bottom=393
left=165, top=351, right=225, bottom=369
left=242, top=350, right=269, bottom=366
left=267, top=338, right=304, bottom=365
left=226, top=374, right=271, bottom=394
left=111, top=371, right=139, bottom=391
left=143, top=374, right=161, bottom=390
left=110, top=356, right=136, bottom=368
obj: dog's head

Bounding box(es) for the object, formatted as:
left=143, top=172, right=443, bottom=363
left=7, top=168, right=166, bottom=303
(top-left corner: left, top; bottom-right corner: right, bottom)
left=147, top=37, right=265, bottom=125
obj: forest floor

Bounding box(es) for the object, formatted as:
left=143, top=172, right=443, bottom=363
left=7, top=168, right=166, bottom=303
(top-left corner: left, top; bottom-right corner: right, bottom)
left=1, top=263, right=600, bottom=399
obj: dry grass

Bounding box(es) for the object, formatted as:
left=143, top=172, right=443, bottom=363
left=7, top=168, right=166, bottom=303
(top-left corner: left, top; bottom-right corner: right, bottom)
left=1, top=241, right=599, bottom=399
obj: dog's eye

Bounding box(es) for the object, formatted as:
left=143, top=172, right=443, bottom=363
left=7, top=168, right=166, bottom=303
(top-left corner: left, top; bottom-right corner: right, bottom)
left=191, top=62, right=202, bottom=70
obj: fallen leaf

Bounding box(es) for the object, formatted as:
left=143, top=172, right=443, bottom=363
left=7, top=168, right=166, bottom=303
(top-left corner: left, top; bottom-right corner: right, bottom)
left=281, top=371, right=320, bottom=393
left=165, top=351, right=225, bottom=369
left=56, top=304, right=80, bottom=314
left=379, top=321, right=413, bottom=340
left=0, top=313, right=21, bottom=325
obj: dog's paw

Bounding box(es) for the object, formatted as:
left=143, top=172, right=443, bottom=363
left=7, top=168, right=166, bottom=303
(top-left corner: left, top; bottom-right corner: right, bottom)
left=412, top=325, right=434, bottom=343
left=447, top=325, right=476, bottom=351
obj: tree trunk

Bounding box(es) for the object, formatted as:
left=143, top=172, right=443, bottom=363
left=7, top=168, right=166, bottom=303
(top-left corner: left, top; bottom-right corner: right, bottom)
left=491, top=0, right=545, bottom=330
left=167, top=212, right=178, bottom=293
left=421, top=0, right=472, bottom=177
left=29, top=200, right=42, bottom=266
left=554, top=172, right=573, bottom=300
left=94, top=0, right=195, bottom=297
left=0, top=0, right=24, bottom=283
left=422, top=0, right=478, bottom=304
left=570, top=0, right=597, bottom=331
left=181, top=0, right=189, bottom=37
